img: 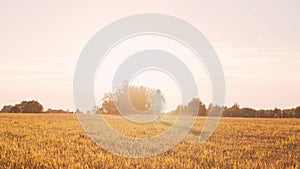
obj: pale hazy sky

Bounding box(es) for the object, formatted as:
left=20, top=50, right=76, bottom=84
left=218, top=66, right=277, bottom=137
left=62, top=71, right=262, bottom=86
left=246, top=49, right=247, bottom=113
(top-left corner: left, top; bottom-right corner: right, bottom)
left=0, top=0, right=299, bottom=111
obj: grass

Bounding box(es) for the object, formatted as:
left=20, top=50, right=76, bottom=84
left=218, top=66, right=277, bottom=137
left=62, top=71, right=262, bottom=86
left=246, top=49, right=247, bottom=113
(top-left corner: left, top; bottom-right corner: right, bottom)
left=0, top=113, right=299, bottom=169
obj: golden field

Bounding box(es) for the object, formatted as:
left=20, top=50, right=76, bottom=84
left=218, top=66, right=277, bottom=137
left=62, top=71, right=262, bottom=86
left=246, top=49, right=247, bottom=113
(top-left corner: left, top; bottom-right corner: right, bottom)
left=0, top=113, right=299, bottom=169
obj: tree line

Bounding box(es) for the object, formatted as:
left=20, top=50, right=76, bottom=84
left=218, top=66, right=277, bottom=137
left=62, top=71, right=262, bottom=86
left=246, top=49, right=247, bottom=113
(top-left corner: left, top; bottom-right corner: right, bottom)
left=1, top=100, right=72, bottom=114
left=169, top=100, right=300, bottom=118
left=98, top=83, right=300, bottom=118
left=2, top=85, right=299, bottom=118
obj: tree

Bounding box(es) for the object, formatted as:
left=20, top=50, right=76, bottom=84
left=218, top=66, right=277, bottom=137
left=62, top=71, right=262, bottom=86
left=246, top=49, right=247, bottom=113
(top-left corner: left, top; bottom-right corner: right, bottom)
left=11, top=105, right=22, bottom=113
left=1, top=100, right=44, bottom=113
left=1, top=105, right=13, bottom=112
left=99, top=83, right=153, bottom=115
left=115, top=83, right=153, bottom=113
left=100, top=93, right=119, bottom=114
left=184, top=98, right=206, bottom=116
left=75, top=109, right=83, bottom=114
left=170, top=105, right=183, bottom=115
left=240, top=108, right=257, bottom=118
left=273, top=108, right=282, bottom=118
left=185, top=98, right=199, bottom=115
left=232, top=103, right=240, bottom=110
left=223, top=103, right=240, bottom=117
left=208, top=104, right=224, bottom=116
left=19, top=100, right=43, bottom=113
left=295, top=106, right=300, bottom=118
left=197, top=100, right=207, bottom=116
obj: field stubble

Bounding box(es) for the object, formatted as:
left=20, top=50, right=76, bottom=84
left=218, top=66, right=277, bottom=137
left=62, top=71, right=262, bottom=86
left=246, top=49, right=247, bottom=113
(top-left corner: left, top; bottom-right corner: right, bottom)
left=0, top=113, right=299, bottom=169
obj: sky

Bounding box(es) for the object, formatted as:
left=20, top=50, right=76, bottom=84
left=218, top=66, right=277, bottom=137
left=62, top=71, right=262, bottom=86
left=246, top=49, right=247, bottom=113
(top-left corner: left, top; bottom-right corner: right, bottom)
left=0, top=0, right=300, bottom=111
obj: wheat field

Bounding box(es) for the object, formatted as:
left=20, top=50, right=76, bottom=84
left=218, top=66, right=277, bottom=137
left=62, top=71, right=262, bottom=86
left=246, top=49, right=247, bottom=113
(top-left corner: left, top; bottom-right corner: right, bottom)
left=0, top=113, right=299, bottom=169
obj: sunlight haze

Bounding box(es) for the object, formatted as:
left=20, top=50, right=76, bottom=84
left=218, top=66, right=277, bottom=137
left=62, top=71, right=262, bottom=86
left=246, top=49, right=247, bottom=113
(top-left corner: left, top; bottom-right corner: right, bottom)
left=0, top=0, right=299, bottom=110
